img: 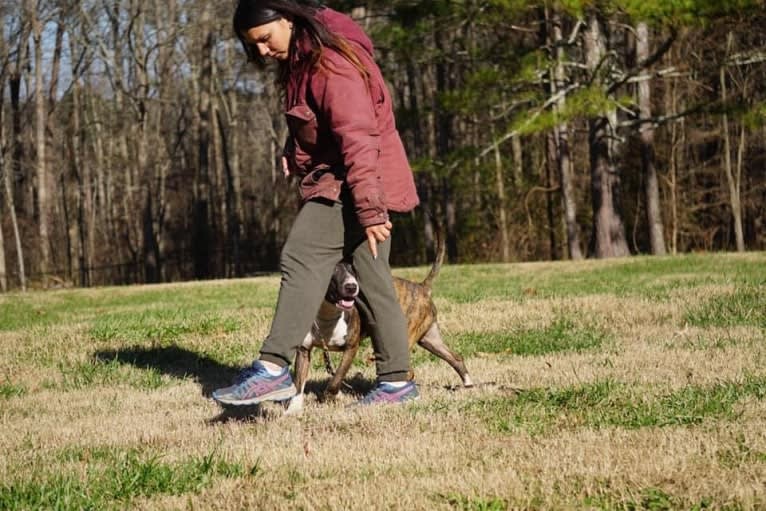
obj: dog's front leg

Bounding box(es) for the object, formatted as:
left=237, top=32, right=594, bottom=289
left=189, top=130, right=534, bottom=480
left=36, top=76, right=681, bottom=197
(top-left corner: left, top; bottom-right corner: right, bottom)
left=323, top=343, right=359, bottom=399
left=286, top=346, right=312, bottom=415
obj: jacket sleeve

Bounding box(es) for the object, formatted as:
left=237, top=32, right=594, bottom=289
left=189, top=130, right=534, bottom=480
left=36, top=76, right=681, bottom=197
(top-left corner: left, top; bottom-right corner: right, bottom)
left=310, top=53, right=389, bottom=227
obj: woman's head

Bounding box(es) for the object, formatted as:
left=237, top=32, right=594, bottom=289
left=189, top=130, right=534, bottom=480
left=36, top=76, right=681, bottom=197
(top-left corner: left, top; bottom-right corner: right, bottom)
left=233, top=0, right=321, bottom=65
left=233, top=0, right=369, bottom=88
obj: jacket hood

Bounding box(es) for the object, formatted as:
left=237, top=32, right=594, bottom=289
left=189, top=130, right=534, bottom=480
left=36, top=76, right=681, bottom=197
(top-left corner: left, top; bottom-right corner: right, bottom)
left=315, top=8, right=374, bottom=57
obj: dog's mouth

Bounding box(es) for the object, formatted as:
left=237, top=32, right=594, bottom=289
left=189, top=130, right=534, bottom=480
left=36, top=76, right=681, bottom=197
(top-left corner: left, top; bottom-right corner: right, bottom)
left=335, top=298, right=356, bottom=311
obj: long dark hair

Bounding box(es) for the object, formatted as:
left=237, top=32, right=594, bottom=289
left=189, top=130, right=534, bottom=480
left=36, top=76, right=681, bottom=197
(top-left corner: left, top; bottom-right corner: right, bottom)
left=233, top=0, right=369, bottom=89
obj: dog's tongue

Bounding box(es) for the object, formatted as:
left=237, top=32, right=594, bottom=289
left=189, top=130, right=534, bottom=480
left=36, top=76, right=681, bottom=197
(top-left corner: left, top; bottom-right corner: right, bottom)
left=337, top=299, right=355, bottom=310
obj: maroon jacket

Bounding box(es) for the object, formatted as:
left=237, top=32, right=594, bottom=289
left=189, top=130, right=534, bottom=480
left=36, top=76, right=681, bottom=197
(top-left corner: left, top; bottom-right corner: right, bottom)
left=283, top=8, right=419, bottom=227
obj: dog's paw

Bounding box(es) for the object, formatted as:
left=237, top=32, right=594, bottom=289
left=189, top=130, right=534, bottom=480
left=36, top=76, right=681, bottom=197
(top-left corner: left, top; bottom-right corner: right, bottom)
left=319, top=390, right=340, bottom=403
left=284, top=394, right=305, bottom=416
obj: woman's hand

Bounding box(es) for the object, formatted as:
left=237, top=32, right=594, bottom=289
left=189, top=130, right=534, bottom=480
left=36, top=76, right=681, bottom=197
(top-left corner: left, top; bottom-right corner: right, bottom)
left=365, top=220, right=393, bottom=260
left=282, top=156, right=290, bottom=177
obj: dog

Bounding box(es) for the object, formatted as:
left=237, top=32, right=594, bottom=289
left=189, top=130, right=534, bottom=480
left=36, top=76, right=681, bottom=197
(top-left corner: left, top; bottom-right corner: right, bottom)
left=285, top=236, right=472, bottom=414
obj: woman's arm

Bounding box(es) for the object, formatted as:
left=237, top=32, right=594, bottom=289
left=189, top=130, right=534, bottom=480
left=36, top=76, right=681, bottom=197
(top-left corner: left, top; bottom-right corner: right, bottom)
left=310, top=53, right=388, bottom=228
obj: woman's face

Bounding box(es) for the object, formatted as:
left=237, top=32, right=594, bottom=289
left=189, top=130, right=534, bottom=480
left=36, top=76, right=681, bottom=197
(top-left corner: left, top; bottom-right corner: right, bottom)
left=243, top=18, right=293, bottom=61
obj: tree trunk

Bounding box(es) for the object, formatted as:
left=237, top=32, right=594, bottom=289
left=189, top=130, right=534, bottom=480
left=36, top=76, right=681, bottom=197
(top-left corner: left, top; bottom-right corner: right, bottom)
left=637, top=22, right=667, bottom=255
left=0, top=205, right=6, bottom=291
left=154, top=0, right=177, bottom=282
left=131, top=6, right=159, bottom=283
left=584, top=13, right=630, bottom=258
left=70, top=83, right=89, bottom=287
left=228, top=75, right=243, bottom=276
left=9, top=13, right=30, bottom=216
left=47, top=20, right=64, bottom=114
left=434, top=29, right=458, bottom=262
left=87, top=89, right=106, bottom=285
left=665, top=68, right=680, bottom=255
left=0, top=49, right=25, bottom=291
left=218, top=39, right=243, bottom=277
left=734, top=123, right=747, bottom=249
left=719, top=37, right=745, bottom=252
left=193, top=4, right=214, bottom=279
left=550, top=11, right=582, bottom=260
left=0, top=85, right=7, bottom=291
left=3, top=160, right=25, bottom=292
left=30, top=1, right=52, bottom=283
left=545, top=133, right=560, bottom=260
left=491, top=125, right=510, bottom=262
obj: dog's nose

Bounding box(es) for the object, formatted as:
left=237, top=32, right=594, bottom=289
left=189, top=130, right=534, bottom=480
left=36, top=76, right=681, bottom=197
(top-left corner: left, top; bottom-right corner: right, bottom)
left=344, top=282, right=358, bottom=295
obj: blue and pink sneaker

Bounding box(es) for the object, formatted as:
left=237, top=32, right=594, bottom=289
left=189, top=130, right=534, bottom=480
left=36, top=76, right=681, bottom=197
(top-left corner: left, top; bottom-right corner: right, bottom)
left=212, top=360, right=296, bottom=406
left=351, top=380, right=420, bottom=407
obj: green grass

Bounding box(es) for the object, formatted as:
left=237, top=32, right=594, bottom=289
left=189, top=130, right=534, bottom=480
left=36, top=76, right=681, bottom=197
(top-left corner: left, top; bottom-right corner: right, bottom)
left=686, top=284, right=766, bottom=329
left=716, top=433, right=766, bottom=469
left=0, top=301, right=56, bottom=331
left=0, top=381, right=26, bottom=399
left=584, top=487, right=717, bottom=511
left=89, top=309, right=240, bottom=344
left=448, top=317, right=608, bottom=357
left=673, top=331, right=748, bottom=351
left=0, top=448, right=245, bottom=511
left=432, top=253, right=764, bottom=303
left=0, top=280, right=278, bottom=333
left=2, top=252, right=765, bottom=509
left=440, top=493, right=509, bottom=510
left=43, top=357, right=172, bottom=391
left=424, top=374, right=766, bottom=435
left=331, top=316, right=608, bottom=370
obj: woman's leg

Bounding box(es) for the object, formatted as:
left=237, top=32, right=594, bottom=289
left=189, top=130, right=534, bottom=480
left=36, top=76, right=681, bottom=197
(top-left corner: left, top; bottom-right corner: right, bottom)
left=212, top=199, right=345, bottom=406
left=259, top=200, right=346, bottom=367
left=351, top=235, right=411, bottom=382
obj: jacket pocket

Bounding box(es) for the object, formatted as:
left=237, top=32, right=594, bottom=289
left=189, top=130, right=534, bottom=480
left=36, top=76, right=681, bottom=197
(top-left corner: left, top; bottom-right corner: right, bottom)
left=285, top=104, right=318, bottom=149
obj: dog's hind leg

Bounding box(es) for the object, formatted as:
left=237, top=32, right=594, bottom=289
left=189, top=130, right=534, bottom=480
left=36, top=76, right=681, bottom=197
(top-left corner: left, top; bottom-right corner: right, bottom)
left=418, top=322, right=473, bottom=387
left=286, top=346, right=312, bottom=415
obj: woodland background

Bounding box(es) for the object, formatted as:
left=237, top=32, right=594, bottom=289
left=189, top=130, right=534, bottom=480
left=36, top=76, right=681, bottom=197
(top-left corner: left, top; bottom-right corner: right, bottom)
left=0, top=0, right=764, bottom=290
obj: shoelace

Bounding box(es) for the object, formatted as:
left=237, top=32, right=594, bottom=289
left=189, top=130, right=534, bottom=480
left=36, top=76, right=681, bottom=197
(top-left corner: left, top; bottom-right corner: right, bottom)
left=360, top=387, right=384, bottom=404
left=235, top=363, right=268, bottom=385
left=361, top=383, right=401, bottom=404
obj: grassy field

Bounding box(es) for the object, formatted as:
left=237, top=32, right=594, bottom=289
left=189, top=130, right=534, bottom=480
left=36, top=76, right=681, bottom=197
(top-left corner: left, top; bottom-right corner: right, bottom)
left=1, top=252, right=765, bottom=510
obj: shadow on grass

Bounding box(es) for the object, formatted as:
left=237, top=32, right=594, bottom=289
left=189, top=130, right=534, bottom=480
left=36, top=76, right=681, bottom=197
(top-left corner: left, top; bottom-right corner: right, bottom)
left=92, top=345, right=380, bottom=423
left=94, top=345, right=238, bottom=398
left=206, top=372, right=381, bottom=424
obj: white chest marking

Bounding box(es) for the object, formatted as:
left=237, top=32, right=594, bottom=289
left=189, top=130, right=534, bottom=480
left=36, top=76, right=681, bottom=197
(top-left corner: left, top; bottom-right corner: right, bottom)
left=301, top=302, right=349, bottom=349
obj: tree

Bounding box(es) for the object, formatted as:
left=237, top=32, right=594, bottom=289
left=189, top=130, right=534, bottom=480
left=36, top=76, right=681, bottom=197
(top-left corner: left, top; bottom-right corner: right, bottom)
left=636, top=21, right=667, bottom=255
left=584, top=12, right=630, bottom=258
left=28, top=0, right=53, bottom=281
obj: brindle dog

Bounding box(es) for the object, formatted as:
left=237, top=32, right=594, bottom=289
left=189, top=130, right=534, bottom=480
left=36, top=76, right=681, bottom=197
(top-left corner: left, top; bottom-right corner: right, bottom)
left=286, top=237, right=472, bottom=414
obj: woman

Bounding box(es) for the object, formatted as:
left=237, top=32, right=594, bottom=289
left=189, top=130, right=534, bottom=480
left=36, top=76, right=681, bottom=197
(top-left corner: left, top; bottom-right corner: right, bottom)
left=212, top=0, right=420, bottom=407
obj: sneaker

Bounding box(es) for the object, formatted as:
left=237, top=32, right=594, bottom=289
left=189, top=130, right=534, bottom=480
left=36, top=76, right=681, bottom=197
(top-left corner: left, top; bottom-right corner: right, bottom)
left=212, top=360, right=296, bottom=406
left=350, top=381, right=420, bottom=407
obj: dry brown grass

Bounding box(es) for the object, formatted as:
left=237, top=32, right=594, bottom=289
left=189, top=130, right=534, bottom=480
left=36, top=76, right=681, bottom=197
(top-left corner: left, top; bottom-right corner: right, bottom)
left=1, top=253, right=765, bottom=510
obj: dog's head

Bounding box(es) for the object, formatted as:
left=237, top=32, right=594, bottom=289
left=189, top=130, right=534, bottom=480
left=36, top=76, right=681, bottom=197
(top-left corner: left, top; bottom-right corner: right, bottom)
left=325, top=262, right=359, bottom=311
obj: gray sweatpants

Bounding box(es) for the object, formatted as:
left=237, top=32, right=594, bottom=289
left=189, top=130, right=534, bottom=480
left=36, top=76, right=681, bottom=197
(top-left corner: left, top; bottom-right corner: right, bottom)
left=259, top=197, right=411, bottom=382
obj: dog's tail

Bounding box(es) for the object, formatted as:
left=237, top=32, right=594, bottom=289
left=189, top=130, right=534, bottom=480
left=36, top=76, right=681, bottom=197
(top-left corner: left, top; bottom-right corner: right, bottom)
left=421, top=218, right=446, bottom=292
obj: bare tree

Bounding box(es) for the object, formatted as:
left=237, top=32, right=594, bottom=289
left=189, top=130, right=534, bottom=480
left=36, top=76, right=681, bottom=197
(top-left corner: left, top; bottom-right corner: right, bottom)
left=584, top=12, right=630, bottom=258
left=8, top=6, right=30, bottom=217
left=192, top=2, right=214, bottom=279
left=28, top=0, right=52, bottom=281
left=491, top=123, right=511, bottom=262
left=0, top=77, right=7, bottom=291
left=720, top=33, right=746, bottom=252
left=636, top=22, right=667, bottom=255
left=548, top=9, right=583, bottom=260
left=0, top=18, right=25, bottom=291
